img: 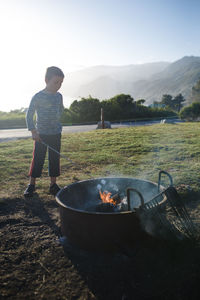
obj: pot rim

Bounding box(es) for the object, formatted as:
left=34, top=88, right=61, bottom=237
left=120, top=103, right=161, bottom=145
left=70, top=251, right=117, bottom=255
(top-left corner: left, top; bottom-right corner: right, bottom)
left=56, top=176, right=165, bottom=215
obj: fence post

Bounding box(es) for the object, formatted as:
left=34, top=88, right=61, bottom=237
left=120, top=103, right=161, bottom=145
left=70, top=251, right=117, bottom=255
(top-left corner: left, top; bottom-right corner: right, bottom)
left=101, top=108, right=105, bottom=129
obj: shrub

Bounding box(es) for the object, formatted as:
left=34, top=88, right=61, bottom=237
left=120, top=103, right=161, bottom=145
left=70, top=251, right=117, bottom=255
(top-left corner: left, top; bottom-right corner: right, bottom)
left=180, top=102, right=200, bottom=121
left=0, top=112, right=26, bottom=129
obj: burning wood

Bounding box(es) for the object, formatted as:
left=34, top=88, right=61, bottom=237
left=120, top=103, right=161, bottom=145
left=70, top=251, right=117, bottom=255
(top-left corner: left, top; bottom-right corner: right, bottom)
left=99, top=190, right=118, bottom=205
left=97, top=190, right=127, bottom=212
left=112, top=193, right=121, bottom=204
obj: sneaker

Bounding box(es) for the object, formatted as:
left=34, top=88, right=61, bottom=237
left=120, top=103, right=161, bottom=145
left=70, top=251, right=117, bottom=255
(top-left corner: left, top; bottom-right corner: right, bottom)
left=49, top=183, right=60, bottom=196
left=24, top=184, right=35, bottom=197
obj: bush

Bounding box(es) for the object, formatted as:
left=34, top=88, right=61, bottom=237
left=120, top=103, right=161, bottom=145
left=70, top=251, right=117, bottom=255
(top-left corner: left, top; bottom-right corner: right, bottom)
left=0, top=94, right=178, bottom=129
left=180, top=102, right=200, bottom=121
left=69, top=97, right=101, bottom=123
left=0, top=112, right=26, bottom=129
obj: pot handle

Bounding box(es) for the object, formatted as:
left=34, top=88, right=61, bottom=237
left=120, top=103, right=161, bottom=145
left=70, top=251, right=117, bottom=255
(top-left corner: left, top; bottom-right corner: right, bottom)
left=158, top=170, right=173, bottom=192
left=126, top=188, right=145, bottom=211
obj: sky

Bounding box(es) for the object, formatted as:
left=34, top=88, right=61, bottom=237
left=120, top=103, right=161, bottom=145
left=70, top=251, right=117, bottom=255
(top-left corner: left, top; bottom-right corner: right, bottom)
left=0, top=0, right=200, bottom=111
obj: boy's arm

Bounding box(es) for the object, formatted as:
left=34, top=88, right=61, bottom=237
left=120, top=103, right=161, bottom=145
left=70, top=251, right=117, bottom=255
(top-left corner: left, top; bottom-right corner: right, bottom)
left=60, top=94, right=64, bottom=113
left=26, top=97, right=41, bottom=142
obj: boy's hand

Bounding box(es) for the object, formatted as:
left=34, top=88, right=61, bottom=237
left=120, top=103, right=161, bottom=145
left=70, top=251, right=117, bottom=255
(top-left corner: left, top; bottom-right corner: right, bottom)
left=31, top=130, right=41, bottom=142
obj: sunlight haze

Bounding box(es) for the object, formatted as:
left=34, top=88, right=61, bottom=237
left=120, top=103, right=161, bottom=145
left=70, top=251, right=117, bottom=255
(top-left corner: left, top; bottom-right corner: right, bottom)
left=0, top=0, right=200, bottom=111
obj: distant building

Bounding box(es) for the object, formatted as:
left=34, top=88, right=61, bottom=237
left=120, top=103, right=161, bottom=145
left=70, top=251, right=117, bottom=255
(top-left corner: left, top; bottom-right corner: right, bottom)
left=149, top=102, right=165, bottom=108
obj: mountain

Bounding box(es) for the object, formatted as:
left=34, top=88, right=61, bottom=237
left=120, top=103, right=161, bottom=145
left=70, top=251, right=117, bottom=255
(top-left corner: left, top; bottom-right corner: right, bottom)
left=63, top=62, right=170, bottom=99
left=130, top=56, right=200, bottom=104
left=62, top=56, right=200, bottom=105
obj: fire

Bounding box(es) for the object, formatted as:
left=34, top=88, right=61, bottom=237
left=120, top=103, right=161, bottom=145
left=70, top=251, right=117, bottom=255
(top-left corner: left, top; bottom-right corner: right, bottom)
left=99, top=190, right=117, bottom=205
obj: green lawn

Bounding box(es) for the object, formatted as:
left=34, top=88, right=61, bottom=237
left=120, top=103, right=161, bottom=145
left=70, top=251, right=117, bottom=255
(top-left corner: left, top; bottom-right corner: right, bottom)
left=1, top=122, right=200, bottom=198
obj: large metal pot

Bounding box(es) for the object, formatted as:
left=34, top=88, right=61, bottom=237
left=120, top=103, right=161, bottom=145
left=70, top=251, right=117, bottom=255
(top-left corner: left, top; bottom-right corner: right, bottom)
left=56, top=176, right=168, bottom=250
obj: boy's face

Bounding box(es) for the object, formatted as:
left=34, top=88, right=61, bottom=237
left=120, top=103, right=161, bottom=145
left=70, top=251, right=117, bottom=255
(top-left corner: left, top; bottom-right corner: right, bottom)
left=45, top=75, right=64, bottom=93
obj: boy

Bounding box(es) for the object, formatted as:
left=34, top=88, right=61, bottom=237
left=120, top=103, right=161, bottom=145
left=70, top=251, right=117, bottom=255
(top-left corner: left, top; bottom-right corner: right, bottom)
left=24, top=66, right=64, bottom=197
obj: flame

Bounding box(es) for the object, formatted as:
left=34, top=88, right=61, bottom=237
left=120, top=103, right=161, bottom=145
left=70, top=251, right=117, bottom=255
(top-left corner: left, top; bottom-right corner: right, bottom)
left=99, top=190, right=117, bottom=205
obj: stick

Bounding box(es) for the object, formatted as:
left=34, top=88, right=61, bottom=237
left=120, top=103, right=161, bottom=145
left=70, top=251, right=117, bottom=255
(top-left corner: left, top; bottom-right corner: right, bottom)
left=40, top=140, right=75, bottom=165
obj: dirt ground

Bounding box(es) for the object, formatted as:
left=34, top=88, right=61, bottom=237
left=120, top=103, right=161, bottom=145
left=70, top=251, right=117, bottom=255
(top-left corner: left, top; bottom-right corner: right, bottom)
left=1, top=192, right=200, bottom=300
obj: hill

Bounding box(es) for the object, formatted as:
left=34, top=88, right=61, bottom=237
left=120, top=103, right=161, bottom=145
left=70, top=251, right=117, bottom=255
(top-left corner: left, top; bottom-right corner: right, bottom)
left=63, top=56, right=200, bottom=105
left=63, top=62, right=170, bottom=100
left=131, top=56, right=200, bottom=104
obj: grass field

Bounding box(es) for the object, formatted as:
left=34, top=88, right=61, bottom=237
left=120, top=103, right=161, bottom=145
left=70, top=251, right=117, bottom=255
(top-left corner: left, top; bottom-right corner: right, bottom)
left=1, top=122, right=200, bottom=197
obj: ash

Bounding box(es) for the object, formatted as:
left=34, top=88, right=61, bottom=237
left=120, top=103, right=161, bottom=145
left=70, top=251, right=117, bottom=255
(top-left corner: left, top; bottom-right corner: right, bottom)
left=115, top=197, right=128, bottom=212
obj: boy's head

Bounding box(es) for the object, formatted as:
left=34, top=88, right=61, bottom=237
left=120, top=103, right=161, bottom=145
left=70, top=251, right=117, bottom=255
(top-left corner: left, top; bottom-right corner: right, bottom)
left=45, top=66, right=64, bottom=93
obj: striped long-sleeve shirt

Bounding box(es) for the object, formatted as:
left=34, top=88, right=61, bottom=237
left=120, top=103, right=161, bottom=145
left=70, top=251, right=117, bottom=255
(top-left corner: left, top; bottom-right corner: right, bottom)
left=26, top=90, right=64, bottom=135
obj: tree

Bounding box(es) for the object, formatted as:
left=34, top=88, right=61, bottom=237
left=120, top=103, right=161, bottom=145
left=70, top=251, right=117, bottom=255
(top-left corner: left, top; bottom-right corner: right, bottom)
left=103, top=94, right=135, bottom=120
left=173, top=94, right=185, bottom=112
left=60, top=108, right=78, bottom=124
left=161, top=94, right=173, bottom=108
left=136, top=99, right=146, bottom=105
left=180, top=102, right=200, bottom=120
left=69, top=96, right=101, bottom=122
left=109, top=94, right=134, bottom=107
left=160, top=94, right=185, bottom=112
left=69, top=100, right=79, bottom=114
left=66, top=94, right=176, bottom=123
left=191, top=79, right=200, bottom=103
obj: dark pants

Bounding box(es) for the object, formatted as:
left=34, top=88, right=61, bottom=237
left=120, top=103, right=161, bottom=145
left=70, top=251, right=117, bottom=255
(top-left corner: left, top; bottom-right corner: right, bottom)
left=29, top=134, right=61, bottom=178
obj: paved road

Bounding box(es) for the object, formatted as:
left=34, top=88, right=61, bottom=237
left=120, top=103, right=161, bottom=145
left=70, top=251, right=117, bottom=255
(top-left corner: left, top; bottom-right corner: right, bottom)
left=0, top=123, right=129, bottom=143
left=0, top=119, right=180, bottom=143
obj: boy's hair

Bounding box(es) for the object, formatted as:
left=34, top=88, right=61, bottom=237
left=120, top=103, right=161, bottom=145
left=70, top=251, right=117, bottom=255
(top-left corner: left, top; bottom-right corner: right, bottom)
left=45, top=66, right=64, bottom=81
